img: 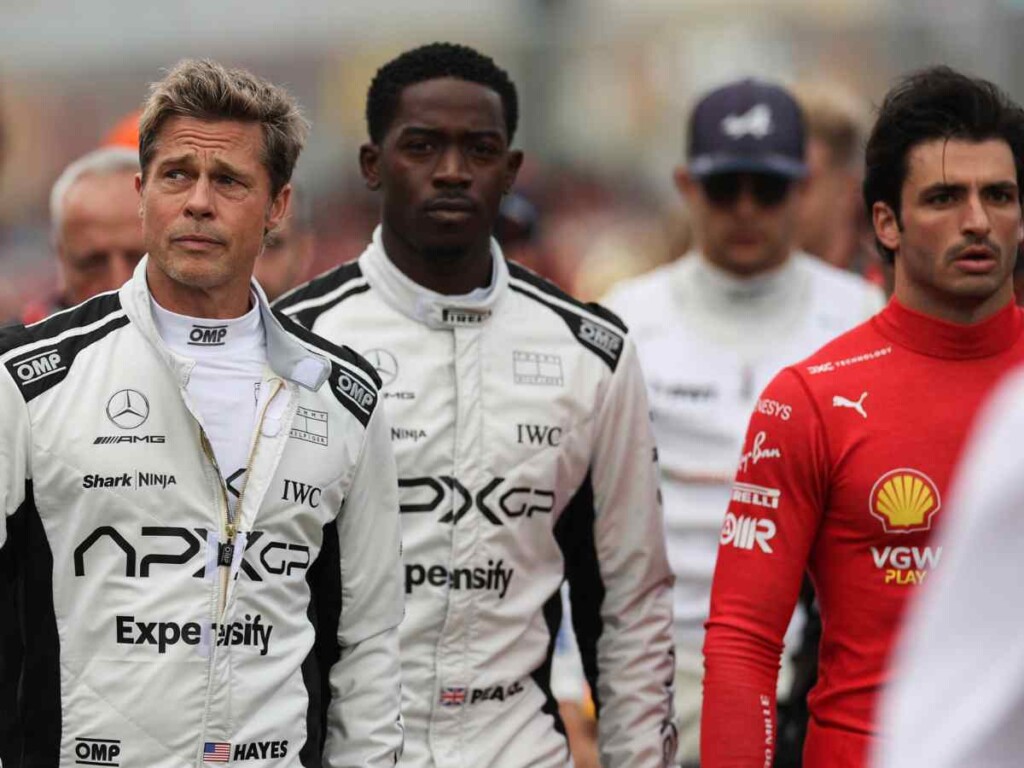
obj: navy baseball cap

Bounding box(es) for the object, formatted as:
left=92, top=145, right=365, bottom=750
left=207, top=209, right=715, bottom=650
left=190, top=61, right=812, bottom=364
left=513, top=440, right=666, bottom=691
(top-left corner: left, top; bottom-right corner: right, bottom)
left=687, top=78, right=807, bottom=180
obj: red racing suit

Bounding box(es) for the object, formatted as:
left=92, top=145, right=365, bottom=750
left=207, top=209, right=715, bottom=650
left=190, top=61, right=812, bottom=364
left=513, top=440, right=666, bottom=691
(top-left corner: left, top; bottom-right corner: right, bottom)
left=702, top=298, right=1024, bottom=767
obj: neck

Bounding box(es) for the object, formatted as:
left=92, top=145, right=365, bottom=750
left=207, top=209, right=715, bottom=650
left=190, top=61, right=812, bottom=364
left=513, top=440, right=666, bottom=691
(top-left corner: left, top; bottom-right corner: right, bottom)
left=146, top=259, right=252, bottom=319
left=893, top=271, right=1015, bottom=325
left=381, top=222, right=493, bottom=295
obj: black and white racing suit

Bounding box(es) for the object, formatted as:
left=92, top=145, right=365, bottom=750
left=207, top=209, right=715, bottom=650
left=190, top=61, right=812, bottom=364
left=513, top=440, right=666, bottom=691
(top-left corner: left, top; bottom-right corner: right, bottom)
left=275, top=229, right=677, bottom=768
left=0, top=258, right=404, bottom=767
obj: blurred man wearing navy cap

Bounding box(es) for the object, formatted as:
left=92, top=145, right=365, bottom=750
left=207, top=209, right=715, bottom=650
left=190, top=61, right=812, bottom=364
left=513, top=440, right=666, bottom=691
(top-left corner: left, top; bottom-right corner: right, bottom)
left=604, top=78, right=883, bottom=766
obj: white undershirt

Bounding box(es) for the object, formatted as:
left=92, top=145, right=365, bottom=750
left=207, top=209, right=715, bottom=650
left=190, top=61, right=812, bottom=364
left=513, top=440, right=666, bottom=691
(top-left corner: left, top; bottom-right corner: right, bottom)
left=150, top=295, right=267, bottom=520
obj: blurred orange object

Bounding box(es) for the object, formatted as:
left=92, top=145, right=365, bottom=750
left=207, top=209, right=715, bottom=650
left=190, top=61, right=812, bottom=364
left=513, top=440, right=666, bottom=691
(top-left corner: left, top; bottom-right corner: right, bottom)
left=102, top=111, right=139, bottom=149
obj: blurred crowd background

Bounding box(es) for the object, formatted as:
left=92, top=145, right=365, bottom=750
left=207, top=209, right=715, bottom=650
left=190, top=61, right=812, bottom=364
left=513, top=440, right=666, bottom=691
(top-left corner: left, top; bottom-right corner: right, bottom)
left=2, top=0, right=1023, bottom=316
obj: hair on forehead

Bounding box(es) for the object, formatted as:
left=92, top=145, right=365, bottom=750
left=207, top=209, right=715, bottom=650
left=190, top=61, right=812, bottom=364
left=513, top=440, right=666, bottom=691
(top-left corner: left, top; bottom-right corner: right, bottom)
left=138, top=58, right=308, bottom=197
left=365, top=42, right=519, bottom=144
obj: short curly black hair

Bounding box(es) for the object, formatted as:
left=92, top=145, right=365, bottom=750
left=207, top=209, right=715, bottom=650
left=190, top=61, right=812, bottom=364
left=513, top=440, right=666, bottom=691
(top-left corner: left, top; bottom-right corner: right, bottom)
left=365, top=42, right=519, bottom=145
left=864, top=66, right=1024, bottom=263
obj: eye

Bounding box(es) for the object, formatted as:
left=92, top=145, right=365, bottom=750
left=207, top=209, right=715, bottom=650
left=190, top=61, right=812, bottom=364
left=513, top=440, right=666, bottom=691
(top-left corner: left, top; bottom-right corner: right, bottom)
left=927, top=191, right=956, bottom=206
left=987, top=188, right=1016, bottom=204
left=163, top=168, right=187, bottom=181
left=405, top=139, right=434, bottom=154
left=217, top=174, right=239, bottom=186
left=471, top=142, right=501, bottom=158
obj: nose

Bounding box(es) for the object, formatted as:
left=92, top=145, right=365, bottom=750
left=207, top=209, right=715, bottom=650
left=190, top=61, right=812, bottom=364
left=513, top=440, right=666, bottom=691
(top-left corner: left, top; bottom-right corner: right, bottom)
left=733, top=182, right=760, bottom=217
left=433, top=147, right=471, bottom=188
left=185, top=176, right=215, bottom=218
left=962, top=190, right=992, bottom=237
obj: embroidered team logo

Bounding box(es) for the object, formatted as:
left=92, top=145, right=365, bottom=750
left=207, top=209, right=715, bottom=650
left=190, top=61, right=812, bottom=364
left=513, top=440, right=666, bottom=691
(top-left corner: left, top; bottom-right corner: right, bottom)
left=869, top=468, right=941, bottom=534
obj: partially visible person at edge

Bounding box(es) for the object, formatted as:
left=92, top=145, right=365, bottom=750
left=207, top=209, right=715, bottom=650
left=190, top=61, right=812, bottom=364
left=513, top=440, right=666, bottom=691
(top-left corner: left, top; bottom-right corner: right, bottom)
left=702, top=65, right=1024, bottom=767
left=874, top=361, right=1024, bottom=768
left=21, top=147, right=145, bottom=324
left=0, top=58, right=404, bottom=766
left=254, top=184, right=316, bottom=301
left=603, top=77, right=883, bottom=768
left=274, top=42, right=677, bottom=768
left=794, top=83, right=892, bottom=293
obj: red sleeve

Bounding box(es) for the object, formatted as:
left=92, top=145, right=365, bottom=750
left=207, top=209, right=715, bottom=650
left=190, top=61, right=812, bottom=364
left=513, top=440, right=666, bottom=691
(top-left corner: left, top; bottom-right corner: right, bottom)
left=701, top=368, right=830, bottom=767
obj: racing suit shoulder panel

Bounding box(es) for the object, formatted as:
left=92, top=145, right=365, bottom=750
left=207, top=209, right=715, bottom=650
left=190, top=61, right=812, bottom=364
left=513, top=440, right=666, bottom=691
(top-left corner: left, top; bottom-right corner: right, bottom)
left=702, top=367, right=830, bottom=767
left=273, top=307, right=383, bottom=390
left=507, top=267, right=627, bottom=372
left=272, top=260, right=369, bottom=330
left=0, top=292, right=128, bottom=404
left=507, top=260, right=627, bottom=333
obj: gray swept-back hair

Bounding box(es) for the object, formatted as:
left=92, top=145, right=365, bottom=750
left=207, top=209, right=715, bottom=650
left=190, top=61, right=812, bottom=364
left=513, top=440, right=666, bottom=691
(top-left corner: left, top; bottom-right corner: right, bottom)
left=139, top=58, right=308, bottom=197
left=50, top=146, right=139, bottom=240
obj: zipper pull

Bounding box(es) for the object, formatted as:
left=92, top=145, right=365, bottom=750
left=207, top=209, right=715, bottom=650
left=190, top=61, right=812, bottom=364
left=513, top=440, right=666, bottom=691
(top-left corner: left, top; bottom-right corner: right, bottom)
left=226, top=522, right=237, bottom=542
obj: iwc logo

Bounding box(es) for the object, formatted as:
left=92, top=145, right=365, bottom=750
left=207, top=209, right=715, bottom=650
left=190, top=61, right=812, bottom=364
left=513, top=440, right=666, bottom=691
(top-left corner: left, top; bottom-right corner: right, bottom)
left=106, top=389, right=150, bottom=430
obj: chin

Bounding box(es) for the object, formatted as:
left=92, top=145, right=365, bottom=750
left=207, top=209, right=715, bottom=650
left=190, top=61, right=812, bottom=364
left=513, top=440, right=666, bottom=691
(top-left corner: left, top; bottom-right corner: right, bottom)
left=162, top=255, right=234, bottom=291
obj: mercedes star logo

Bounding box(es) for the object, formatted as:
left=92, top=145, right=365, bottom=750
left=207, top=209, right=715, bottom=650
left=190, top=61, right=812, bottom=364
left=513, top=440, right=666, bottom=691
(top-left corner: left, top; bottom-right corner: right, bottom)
left=106, top=389, right=150, bottom=430
left=362, top=348, right=398, bottom=388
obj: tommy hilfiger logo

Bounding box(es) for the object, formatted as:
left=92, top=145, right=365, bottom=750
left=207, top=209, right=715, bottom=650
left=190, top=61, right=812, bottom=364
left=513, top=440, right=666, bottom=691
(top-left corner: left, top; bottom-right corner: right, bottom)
left=513, top=351, right=563, bottom=387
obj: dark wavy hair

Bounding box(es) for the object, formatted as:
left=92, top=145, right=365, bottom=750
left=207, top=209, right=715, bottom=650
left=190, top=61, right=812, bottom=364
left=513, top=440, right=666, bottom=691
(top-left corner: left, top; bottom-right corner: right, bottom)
left=864, top=66, right=1024, bottom=263
left=365, top=42, right=518, bottom=144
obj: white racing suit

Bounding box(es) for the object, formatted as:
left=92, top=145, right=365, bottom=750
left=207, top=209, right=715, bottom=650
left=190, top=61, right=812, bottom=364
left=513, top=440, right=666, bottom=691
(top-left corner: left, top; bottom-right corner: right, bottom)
left=275, top=229, right=677, bottom=768
left=0, top=258, right=404, bottom=767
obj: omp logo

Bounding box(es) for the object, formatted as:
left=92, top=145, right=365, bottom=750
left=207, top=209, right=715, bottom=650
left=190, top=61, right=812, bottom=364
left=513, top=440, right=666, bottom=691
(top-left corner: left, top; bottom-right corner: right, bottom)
left=105, top=389, right=150, bottom=430
left=441, top=307, right=491, bottom=325
left=399, top=476, right=555, bottom=526
left=75, top=737, right=121, bottom=767
left=731, top=482, right=781, bottom=510
left=870, top=469, right=941, bottom=534
left=74, top=527, right=309, bottom=581
left=188, top=325, right=227, bottom=346
left=755, top=398, right=792, bottom=421
left=233, top=741, right=290, bottom=761
left=290, top=406, right=328, bottom=446
left=720, top=512, right=776, bottom=553
left=516, top=423, right=562, bottom=447
left=871, top=545, right=943, bottom=586
left=116, top=613, right=272, bottom=655
left=579, top=318, right=622, bottom=358
left=281, top=479, right=321, bottom=508
left=513, top=350, right=563, bottom=387
left=334, top=372, right=375, bottom=412
left=722, top=103, right=773, bottom=139
left=12, top=349, right=65, bottom=384
left=405, top=559, right=514, bottom=598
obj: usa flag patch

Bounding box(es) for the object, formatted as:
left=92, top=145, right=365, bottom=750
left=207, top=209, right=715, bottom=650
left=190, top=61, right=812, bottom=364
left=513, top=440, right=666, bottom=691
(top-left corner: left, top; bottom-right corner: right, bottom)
left=203, top=741, right=231, bottom=763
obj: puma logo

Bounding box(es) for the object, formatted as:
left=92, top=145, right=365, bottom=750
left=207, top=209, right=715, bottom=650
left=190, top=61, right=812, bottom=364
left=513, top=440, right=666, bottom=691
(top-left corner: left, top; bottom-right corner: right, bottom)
left=721, top=104, right=773, bottom=139
left=832, top=392, right=868, bottom=419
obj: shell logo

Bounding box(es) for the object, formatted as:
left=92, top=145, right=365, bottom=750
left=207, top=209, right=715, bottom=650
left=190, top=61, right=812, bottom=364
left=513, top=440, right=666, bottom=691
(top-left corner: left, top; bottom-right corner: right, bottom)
left=869, top=468, right=941, bottom=534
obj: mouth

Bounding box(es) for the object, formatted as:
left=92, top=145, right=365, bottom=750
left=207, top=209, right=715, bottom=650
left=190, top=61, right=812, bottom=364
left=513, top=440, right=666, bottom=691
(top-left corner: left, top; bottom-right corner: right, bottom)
left=172, top=234, right=225, bottom=250
left=953, top=245, right=999, bottom=274
left=425, top=198, right=476, bottom=222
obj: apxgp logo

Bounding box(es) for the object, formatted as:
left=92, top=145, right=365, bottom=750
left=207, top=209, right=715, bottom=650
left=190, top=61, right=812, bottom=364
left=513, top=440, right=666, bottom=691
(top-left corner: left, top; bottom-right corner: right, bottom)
left=399, top=476, right=555, bottom=526
left=188, top=325, right=228, bottom=346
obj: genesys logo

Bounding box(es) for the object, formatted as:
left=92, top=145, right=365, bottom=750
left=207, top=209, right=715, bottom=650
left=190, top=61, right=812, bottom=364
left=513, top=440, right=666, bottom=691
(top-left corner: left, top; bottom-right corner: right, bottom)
left=115, top=613, right=272, bottom=655
left=74, top=527, right=310, bottom=581
left=75, top=736, right=121, bottom=767
left=870, top=545, right=942, bottom=586
left=82, top=472, right=177, bottom=490
left=720, top=512, right=776, bottom=554
left=870, top=468, right=941, bottom=534
left=755, top=398, right=791, bottom=421
left=436, top=680, right=525, bottom=708
left=398, top=476, right=555, bottom=526
left=405, top=559, right=514, bottom=598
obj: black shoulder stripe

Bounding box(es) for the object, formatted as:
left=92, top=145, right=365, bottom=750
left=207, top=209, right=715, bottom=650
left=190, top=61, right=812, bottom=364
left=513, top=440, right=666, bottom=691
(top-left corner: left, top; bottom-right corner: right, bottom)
left=3, top=312, right=129, bottom=404
left=509, top=284, right=624, bottom=372
left=507, top=261, right=627, bottom=333
left=272, top=262, right=369, bottom=329
left=21, top=291, right=123, bottom=342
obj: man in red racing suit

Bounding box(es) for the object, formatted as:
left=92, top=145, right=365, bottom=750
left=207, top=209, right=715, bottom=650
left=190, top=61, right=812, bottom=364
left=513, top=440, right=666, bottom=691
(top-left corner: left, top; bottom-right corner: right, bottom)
left=702, top=66, right=1024, bottom=767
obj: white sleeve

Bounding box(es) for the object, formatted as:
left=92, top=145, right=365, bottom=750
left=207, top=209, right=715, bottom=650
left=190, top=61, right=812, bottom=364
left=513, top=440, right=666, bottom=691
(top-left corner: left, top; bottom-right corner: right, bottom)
left=323, top=403, right=404, bottom=767
left=572, top=337, right=676, bottom=768
left=0, top=353, right=31, bottom=548
left=874, top=367, right=1024, bottom=768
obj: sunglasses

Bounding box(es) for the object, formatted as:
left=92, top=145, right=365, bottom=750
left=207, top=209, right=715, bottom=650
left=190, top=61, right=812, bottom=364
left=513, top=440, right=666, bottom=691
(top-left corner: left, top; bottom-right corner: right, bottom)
left=701, top=173, right=792, bottom=208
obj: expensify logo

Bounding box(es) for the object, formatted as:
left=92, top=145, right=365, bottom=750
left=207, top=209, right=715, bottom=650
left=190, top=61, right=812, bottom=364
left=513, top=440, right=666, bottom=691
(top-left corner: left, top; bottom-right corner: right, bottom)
left=115, top=613, right=273, bottom=655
